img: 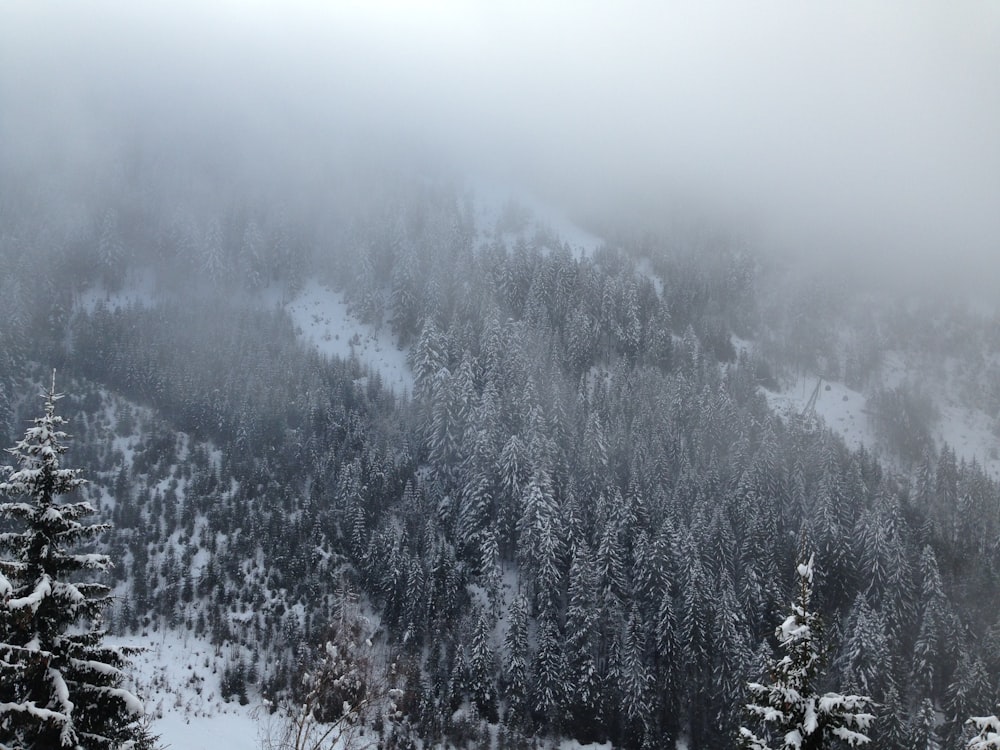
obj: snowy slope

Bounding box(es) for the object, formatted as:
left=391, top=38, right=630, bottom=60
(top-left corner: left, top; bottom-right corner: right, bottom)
left=765, top=376, right=874, bottom=452
left=763, top=363, right=1000, bottom=480
left=77, top=271, right=415, bottom=397
left=115, top=631, right=259, bottom=750
left=117, top=628, right=619, bottom=750
left=283, top=280, right=413, bottom=395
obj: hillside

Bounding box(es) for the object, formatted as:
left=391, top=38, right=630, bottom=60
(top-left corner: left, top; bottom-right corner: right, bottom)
left=1, top=171, right=998, bottom=750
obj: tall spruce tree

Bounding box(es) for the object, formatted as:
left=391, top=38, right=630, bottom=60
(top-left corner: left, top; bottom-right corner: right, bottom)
left=0, top=376, right=153, bottom=749
left=739, top=553, right=873, bottom=750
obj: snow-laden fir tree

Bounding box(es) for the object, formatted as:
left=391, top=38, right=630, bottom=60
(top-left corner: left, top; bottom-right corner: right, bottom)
left=502, top=594, right=529, bottom=730
left=0, top=375, right=153, bottom=749
left=910, top=697, right=942, bottom=750
left=967, top=711, right=1000, bottom=749
left=467, top=605, right=498, bottom=722
left=739, top=553, right=874, bottom=750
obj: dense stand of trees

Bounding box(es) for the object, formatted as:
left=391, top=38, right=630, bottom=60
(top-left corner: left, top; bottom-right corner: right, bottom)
left=0, top=381, right=154, bottom=748
left=2, top=174, right=1000, bottom=748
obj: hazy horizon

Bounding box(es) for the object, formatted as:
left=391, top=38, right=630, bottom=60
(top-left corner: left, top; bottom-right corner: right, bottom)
left=2, top=1, right=998, bottom=293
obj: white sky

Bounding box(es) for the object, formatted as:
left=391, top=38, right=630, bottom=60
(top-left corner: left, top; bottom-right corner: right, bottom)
left=2, top=1, right=998, bottom=287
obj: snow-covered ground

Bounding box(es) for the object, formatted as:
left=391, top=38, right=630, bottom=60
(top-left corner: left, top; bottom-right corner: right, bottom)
left=283, top=280, right=413, bottom=395
left=114, top=631, right=260, bottom=750
left=764, top=360, right=1000, bottom=480
left=116, top=626, right=620, bottom=750
left=764, top=376, right=874, bottom=453
left=77, top=271, right=415, bottom=397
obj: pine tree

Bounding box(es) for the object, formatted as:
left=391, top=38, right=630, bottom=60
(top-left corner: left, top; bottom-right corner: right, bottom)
left=739, top=553, right=874, bottom=750
left=468, top=607, right=498, bottom=722
left=838, top=595, right=892, bottom=702
left=620, top=603, right=654, bottom=746
left=532, top=611, right=566, bottom=733
left=713, top=575, right=754, bottom=734
left=563, top=544, right=601, bottom=737
left=0, top=376, right=153, bottom=748
left=502, top=594, right=530, bottom=731
left=913, top=545, right=956, bottom=697
left=654, top=580, right=679, bottom=738
left=967, top=711, right=1000, bottom=750
left=874, top=683, right=910, bottom=750
left=909, top=697, right=942, bottom=750
left=946, top=654, right=992, bottom=750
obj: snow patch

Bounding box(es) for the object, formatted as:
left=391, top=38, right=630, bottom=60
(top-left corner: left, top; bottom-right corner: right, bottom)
left=635, top=257, right=664, bottom=297
left=764, top=377, right=874, bottom=452
left=112, top=631, right=259, bottom=750
left=77, top=269, right=157, bottom=314
left=285, top=281, right=413, bottom=396
left=470, top=178, right=603, bottom=260
left=937, top=402, right=1000, bottom=480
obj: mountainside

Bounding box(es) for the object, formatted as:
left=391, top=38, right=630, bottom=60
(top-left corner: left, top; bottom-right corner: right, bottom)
left=2, top=171, right=999, bottom=750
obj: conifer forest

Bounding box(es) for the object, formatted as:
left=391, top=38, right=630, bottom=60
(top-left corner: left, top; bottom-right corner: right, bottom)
left=2, top=4, right=1000, bottom=749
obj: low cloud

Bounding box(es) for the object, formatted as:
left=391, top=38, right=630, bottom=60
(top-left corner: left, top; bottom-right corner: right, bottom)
left=2, top=1, right=997, bottom=288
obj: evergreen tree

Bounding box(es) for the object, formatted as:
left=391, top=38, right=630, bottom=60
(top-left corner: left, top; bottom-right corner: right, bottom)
left=913, top=545, right=957, bottom=697
left=909, top=697, right=942, bottom=750
left=563, top=544, right=601, bottom=738
left=739, top=553, right=874, bottom=750
left=678, top=547, right=712, bottom=736
left=619, top=603, right=654, bottom=746
left=946, top=655, right=992, bottom=750
left=967, top=711, right=1000, bottom=750
left=874, top=683, right=910, bottom=750
left=838, top=595, right=892, bottom=701
left=532, top=611, right=566, bottom=733
left=654, top=580, right=679, bottom=739
left=468, top=607, right=498, bottom=722
left=0, top=377, right=153, bottom=748
left=502, top=594, right=530, bottom=731
left=713, top=575, right=754, bottom=735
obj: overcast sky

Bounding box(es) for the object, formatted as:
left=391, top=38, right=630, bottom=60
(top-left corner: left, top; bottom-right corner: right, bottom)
left=2, top=1, right=998, bottom=288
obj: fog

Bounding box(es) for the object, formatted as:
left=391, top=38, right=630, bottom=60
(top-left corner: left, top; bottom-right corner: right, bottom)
left=2, top=1, right=998, bottom=290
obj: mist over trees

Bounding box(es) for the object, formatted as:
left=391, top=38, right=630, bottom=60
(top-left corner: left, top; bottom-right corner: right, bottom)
left=0, top=153, right=998, bottom=747
left=2, top=3, right=1000, bottom=749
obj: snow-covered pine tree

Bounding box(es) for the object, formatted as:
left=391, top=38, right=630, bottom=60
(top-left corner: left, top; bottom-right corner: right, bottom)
left=947, top=654, right=993, bottom=749
left=502, top=594, right=530, bottom=731
left=467, top=606, right=498, bottom=722
left=910, top=697, right=942, bottom=750
left=563, top=543, right=601, bottom=737
left=0, top=375, right=153, bottom=749
left=739, top=553, right=874, bottom=750
left=967, top=711, right=1000, bottom=749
